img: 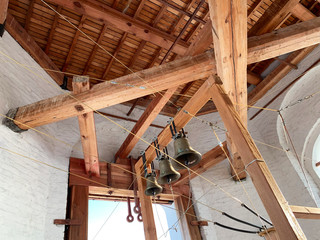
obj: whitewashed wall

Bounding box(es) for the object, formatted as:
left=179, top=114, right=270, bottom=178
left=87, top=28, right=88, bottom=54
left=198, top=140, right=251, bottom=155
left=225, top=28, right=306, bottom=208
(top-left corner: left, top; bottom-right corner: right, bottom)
left=0, top=32, right=79, bottom=240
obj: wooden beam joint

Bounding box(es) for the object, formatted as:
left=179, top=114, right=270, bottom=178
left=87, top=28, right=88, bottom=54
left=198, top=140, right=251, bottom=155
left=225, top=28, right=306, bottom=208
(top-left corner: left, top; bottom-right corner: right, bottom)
left=54, top=219, right=82, bottom=226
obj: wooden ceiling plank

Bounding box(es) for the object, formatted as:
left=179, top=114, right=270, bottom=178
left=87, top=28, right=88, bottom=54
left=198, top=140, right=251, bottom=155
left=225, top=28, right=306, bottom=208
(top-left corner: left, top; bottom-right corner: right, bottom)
left=82, top=23, right=108, bottom=75
left=73, top=76, right=100, bottom=177
left=62, top=15, right=86, bottom=72
left=173, top=142, right=227, bottom=186
left=290, top=205, right=320, bottom=219
left=247, top=0, right=264, bottom=19
left=208, top=0, right=247, bottom=180
left=46, top=0, right=189, bottom=55
left=248, top=0, right=300, bottom=37
left=8, top=50, right=216, bottom=130
left=248, top=17, right=320, bottom=64
left=115, top=87, right=178, bottom=159
left=24, top=0, right=35, bottom=32
left=45, top=6, right=62, bottom=54
left=5, top=13, right=64, bottom=85
left=207, top=75, right=306, bottom=240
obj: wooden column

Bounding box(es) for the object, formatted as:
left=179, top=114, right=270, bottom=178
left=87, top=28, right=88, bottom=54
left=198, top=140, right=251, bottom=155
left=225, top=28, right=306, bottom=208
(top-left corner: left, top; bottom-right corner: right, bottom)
left=135, top=162, right=157, bottom=239
left=175, top=195, right=202, bottom=240
left=68, top=185, right=89, bottom=240
left=0, top=0, right=8, bottom=29
left=207, top=75, right=306, bottom=240
left=208, top=0, right=247, bottom=180
left=73, top=76, right=100, bottom=176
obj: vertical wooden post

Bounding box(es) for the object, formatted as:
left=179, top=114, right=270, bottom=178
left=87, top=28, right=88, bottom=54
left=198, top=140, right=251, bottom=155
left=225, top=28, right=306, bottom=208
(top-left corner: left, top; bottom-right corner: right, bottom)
left=68, top=185, right=89, bottom=240
left=0, top=0, right=9, bottom=37
left=174, top=195, right=202, bottom=240
left=135, top=162, right=157, bottom=239
left=207, top=76, right=306, bottom=239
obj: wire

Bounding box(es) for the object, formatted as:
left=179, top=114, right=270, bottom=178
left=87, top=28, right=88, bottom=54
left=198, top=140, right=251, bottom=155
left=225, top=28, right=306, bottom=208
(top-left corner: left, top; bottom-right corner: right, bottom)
left=213, top=222, right=260, bottom=234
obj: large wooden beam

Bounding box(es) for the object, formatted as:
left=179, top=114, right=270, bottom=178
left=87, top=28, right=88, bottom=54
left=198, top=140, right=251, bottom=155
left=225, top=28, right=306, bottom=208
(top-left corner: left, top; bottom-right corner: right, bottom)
left=248, top=17, right=320, bottom=64
left=68, top=185, right=88, bottom=240
left=73, top=76, right=99, bottom=176
left=135, top=163, right=157, bottom=240
left=115, top=87, right=178, bottom=159
left=290, top=205, right=320, bottom=219
left=8, top=50, right=215, bottom=131
left=46, top=0, right=188, bottom=55
left=5, top=13, right=64, bottom=85
left=207, top=75, right=306, bottom=240
left=173, top=142, right=227, bottom=186
left=208, top=0, right=247, bottom=180
left=291, top=4, right=317, bottom=21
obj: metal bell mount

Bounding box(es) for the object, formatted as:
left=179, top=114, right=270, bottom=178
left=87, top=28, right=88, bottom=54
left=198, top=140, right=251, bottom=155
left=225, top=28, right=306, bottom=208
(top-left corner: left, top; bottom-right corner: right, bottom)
left=169, top=119, right=202, bottom=170
left=141, top=151, right=163, bottom=196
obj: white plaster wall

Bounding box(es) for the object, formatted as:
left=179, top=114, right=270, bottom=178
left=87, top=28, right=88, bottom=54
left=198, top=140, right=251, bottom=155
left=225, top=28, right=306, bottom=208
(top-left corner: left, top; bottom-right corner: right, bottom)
left=0, top=32, right=79, bottom=239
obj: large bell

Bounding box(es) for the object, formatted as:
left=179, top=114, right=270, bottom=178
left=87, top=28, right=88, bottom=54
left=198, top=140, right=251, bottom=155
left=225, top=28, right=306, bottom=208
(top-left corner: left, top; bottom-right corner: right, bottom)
left=172, top=136, right=202, bottom=170
left=145, top=172, right=163, bottom=196
left=158, top=156, right=181, bottom=185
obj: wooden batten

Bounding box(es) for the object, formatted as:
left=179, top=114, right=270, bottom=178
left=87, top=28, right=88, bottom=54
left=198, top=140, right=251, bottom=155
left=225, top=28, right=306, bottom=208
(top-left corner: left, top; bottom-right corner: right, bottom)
left=290, top=205, right=320, bottom=219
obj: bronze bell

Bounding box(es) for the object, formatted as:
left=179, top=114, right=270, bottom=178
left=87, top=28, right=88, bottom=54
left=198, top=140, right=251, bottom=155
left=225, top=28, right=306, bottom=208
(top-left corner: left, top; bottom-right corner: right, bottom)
left=158, top=155, right=181, bottom=185
left=145, top=172, right=163, bottom=196
left=172, top=136, right=202, bottom=170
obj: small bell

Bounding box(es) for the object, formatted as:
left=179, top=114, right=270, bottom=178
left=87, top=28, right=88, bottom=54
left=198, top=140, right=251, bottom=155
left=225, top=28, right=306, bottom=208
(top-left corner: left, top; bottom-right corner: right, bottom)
left=145, top=172, right=163, bottom=196
left=158, top=155, right=181, bottom=185
left=172, top=135, right=202, bottom=170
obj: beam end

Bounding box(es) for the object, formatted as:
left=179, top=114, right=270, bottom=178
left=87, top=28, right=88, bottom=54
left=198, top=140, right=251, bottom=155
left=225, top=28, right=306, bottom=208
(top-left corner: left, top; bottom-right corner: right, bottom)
left=2, top=108, right=27, bottom=133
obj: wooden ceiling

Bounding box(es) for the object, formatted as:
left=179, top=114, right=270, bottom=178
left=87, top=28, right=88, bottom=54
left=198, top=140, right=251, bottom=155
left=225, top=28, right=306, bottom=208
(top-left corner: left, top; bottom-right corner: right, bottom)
left=6, top=0, right=320, bottom=116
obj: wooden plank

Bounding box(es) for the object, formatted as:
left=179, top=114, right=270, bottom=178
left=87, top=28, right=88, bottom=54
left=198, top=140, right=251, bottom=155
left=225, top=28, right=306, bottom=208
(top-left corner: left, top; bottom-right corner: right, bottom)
left=0, top=0, right=8, bottom=25
left=62, top=15, right=86, bottom=72
left=290, top=205, right=320, bottom=219
left=68, top=185, right=88, bottom=240
left=11, top=50, right=216, bottom=130
left=5, top=13, right=64, bottom=85
left=115, top=87, right=178, bottom=159
left=247, top=71, right=262, bottom=85
left=175, top=196, right=202, bottom=240
left=207, top=75, right=306, bottom=240
left=173, top=142, right=227, bottom=186
left=259, top=227, right=280, bottom=240
left=248, top=17, right=320, bottom=64
left=73, top=76, right=100, bottom=176
left=247, top=0, right=264, bottom=19
left=123, top=40, right=146, bottom=75
left=135, top=163, right=157, bottom=240
left=292, top=3, right=316, bottom=21
left=46, top=0, right=189, bottom=55
left=248, top=0, right=300, bottom=37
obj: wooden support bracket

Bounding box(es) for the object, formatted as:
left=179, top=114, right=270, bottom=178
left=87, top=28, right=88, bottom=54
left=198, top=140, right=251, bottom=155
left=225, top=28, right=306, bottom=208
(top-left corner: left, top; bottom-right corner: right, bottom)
left=190, top=221, right=208, bottom=226
left=54, top=219, right=82, bottom=226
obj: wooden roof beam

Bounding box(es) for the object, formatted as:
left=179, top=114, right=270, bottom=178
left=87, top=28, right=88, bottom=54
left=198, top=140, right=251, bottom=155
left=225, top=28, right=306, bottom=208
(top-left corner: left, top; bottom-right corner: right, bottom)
left=208, top=0, right=247, bottom=180
left=115, top=87, right=178, bottom=160
left=44, top=6, right=62, bottom=54
left=72, top=76, right=100, bottom=176
left=46, top=0, right=189, bottom=55
left=5, top=13, right=64, bottom=85
left=6, top=50, right=216, bottom=131
left=207, top=75, right=306, bottom=240
left=290, top=205, right=320, bottom=219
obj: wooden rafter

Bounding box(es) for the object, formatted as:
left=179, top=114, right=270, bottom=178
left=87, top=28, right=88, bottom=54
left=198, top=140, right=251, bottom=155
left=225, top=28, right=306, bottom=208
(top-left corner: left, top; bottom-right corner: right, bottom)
left=115, top=87, right=178, bottom=159
left=8, top=50, right=216, bottom=130
left=247, top=0, right=264, bottom=19
left=44, top=6, right=62, bottom=54
left=292, top=3, right=317, bottom=21
left=72, top=76, right=100, bottom=176
left=123, top=40, right=146, bottom=75
left=290, top=205, right=320, bottom=219
left=24, top=0, right=35, bottom=32
left=207, top=75, right=306, bottom=239
left=5, top=14, right=64, bottom=85
left=46, top=0, right=189, bottom=55
left=62, top=15, right=86, bottom=72
left=82, top=23, right=108, bottom=75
